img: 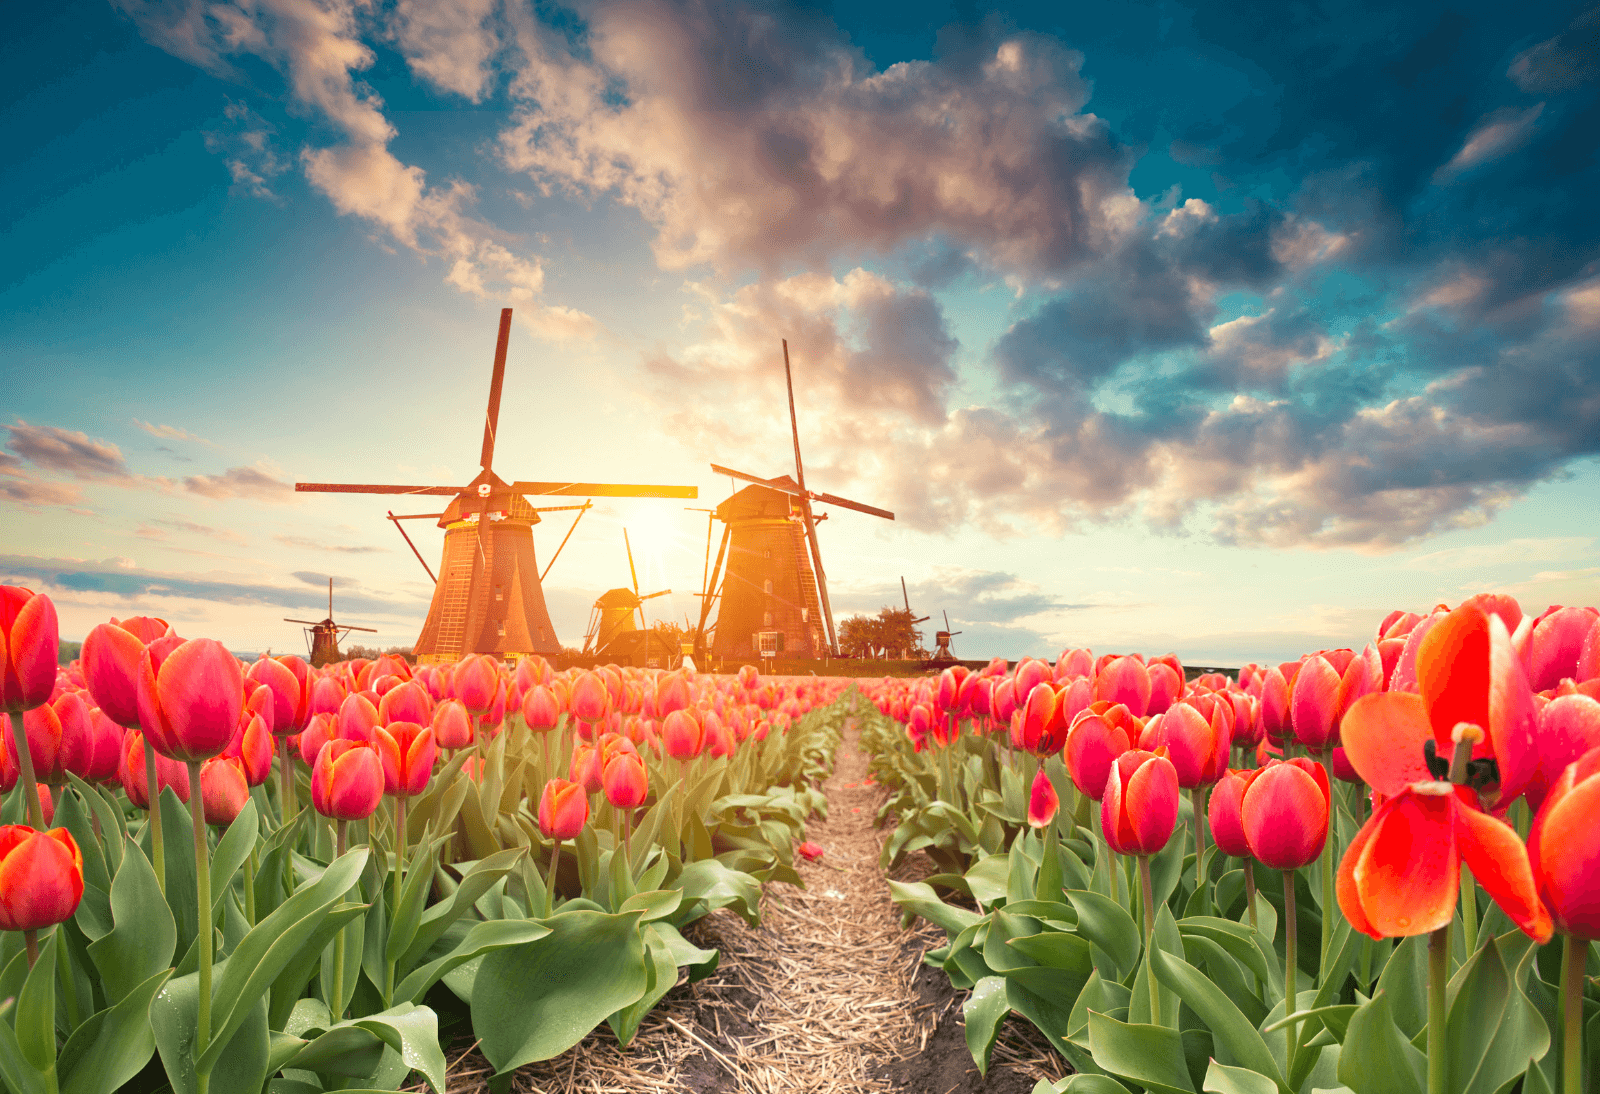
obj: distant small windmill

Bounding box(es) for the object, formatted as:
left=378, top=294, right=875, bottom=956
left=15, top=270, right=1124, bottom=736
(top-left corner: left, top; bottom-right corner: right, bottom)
left=284, top=578, right=376, bottom=666
left=296, top=308, right=697, bottom=661
left=583, top=530, right=673, bottom=666
left=932, top=610, right=963, bottom=662
left=696, top=340, right=893, bottom=661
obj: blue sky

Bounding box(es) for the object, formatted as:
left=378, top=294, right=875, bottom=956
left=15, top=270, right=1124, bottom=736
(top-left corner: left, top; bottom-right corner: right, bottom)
left=3, top=0, right=1597, bottom=664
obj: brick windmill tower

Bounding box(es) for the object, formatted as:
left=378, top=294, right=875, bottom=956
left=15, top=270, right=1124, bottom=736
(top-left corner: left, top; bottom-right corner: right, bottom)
left=695, top=341, right=893, bottom=661
left=296, top=309, right=697, bottom=662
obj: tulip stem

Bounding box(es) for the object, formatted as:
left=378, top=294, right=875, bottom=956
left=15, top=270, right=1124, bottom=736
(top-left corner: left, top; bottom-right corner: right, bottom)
left=22, top=929, right=37, bottom=970
left=1320, top=751, right=1337, bottom=969
left=56, top=924, right=81, bottom=1028
left=1561, top=933, right=1587, bottom=1094
left=385, top=796, right=406, bottom=1004
left=243, top=845, right=257, bottom=926
left=1245, top=865, right=1258, bottom=930
left=144, top=740, right=166, bottom=894
left=1190, top=787, right=1209, bottom=916
left=1138, top=854, right=1159, bottom=1021
left=186, top=760, right=212, bottom=1094
left=545, top=840, right=562, bottom=918
left=1427, top=923, right=1449, bottom=1094
left=277, top=736, right=296, bottom=823
left=1283, top=871, right=1299, bottom=1074
left=10, top=718, right=45, bottom=830
left=332, top=819, right=348, bottom=1019
left=1460, top=866, right=1478, bottom=954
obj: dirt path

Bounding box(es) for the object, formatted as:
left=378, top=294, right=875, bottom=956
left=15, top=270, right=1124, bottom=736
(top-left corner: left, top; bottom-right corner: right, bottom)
left=444, top=719, right=1061, bottom=1094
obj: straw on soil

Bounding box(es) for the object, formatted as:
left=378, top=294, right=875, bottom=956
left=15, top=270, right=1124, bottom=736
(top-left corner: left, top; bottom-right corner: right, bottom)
left=422, top=718, right=1064, bottom=1093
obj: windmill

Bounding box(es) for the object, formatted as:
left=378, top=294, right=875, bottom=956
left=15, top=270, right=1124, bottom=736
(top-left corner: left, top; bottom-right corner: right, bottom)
left=296, top=308, right=698, bottom=662
left=899, top=576, right=931, bottom=660
left=284, top=578, right=376, bottom=667
left=582, top=530, right=675, bottom=667
left=932, top=610, right=963, bottom=662
left=695, top=340, right=893, bottom=662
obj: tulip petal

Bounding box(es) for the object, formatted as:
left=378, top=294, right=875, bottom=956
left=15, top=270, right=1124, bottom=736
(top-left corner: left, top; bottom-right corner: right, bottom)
left=1028, top=769, right=1059, bottom=828
left=1456, top=804, right=1552, bottom=943
left=1340, top=692, right=1434, bottom=796
left=1338, top=814, right=1381, bottom=939
left=1291, top=656, right=1342, bottom=751
left=1240, top=762, right=1328, bottom=871
left=1349, top=790, right=1458, bottom=937
left=1125, top=754, right=1180, bottom=855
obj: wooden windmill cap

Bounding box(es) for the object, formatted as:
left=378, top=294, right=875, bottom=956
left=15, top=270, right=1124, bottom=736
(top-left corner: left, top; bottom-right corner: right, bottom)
left=716, top=476, right=801, bottom=522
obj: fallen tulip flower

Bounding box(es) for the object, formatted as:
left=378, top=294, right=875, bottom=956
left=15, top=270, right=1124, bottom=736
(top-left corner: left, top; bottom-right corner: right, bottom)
left=797, top=840, right=824, bottom=861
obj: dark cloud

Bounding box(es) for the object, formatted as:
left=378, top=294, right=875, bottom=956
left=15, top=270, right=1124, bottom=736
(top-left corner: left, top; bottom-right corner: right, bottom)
left=0, top=556, right=419, bottom=617
left=5, top=420, right=133, bottom=480
left=1508, top=6, right=1600, bottom=93
left=291, top=571, right=363, bottom=589
left=183, top=465, right=294, bottom=501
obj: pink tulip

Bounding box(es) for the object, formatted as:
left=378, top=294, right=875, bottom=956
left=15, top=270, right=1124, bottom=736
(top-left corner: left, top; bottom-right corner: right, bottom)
left=0, top=587, right=58, bottom=714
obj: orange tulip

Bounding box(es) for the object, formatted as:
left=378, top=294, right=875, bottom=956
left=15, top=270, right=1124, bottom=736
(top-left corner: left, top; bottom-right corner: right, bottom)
left=200, top=757, right=250, bottom=826
left=225, top=712, right=274, bottom=786
left=1015, top=683, right=1067, bottom=756
left=538, top=778, right=589, bottom=840
left=118, top=729, right=190, bottom=807
left=0, top=587, right=58, bottom=714
left=137, top=638, right=243, bottom=762
left=603, top=751, right=650, bottom=811
left=431, top=698, right=475, bottom=750
left=246, top=656, right=309, bottom=736
left=1101, top=749, right=1179, bottom=856
left=570, top=670, right=611, bottom=724
left=311, top=739, right=383, bottom=821
left=1240, top=758, right=1329, bottom=870
left=1095, top=656, right=1152, bottom=718
left=82, top=621, right=148, bottom=728
left=662, top=709, right=704, bottom=761
left=375, top=721, right=437, bottom=797
left=1146, top=700, right=1231, bottom=788
left=521, top=685, right=561, bottom=731
left=0, top=825, right=83, bottom=931
left=1207, top=768, right=1258, bottom=859
left=378, top=680, right=433, bottom=726
left=1063, top=708, right=1131, bottom=800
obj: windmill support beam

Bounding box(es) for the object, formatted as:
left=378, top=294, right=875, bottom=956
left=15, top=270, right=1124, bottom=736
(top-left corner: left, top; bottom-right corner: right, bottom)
left=696, top=523, right=733, bottom=657
left=388, top=511, right=438, bottom=583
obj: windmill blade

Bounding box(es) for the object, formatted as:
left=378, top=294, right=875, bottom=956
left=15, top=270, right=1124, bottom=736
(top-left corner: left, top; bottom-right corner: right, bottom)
left=640, top=589, right=671, bottom=601
left=944, top=610, right=951, bottom=631
left=297, top=483, right=465, bottom=496
left=387, top=511, right=446, bottom=520
left=479, top=308, right=513, bottom=472
left=624, top=529, right=639, bottom=596
left=809, top=490, right=894, bottom=521
left=339, top=625, right=379, bottom=633
left=710, top=463, right=789, bottom=491
left=529, top=503, right=591, bottom=513
left=509, top=481, right=697, bottom=499
left=283, top=618, right=321, bottom=625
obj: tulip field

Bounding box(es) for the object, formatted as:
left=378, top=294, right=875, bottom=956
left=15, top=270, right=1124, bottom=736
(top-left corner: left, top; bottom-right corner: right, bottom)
left=3, top=586, right=1599, bottom=1094
left=0, top=586, right=854, bottom=1094
left=863, top=595, right=1600, bottom=1094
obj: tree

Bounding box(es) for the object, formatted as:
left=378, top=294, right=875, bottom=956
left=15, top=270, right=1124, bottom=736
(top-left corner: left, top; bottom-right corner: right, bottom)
left=838, top=606, right=926, bottom=659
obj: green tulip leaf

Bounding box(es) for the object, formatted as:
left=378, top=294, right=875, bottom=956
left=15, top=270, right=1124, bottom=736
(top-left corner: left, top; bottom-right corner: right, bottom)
left=648, top=921, right=719, bottom=981
left=0, top=1011, right=48, bottom=1094
left=1063, top=889, right=1142, bottom=979
left=1201, top=1058, right=1280, bottom=1094
left=86, top=841, right=176, bottom=1004
left=608, top=927, right=678, bottom=1047
left=1149, top=943, right=1284, bottom=1088
left=1033, top=1076, right=1133, bottom=1094
left=1336, top=991, right=1425, bottom=1094
left=151, top=962, right=271, bottom=1094
left=473, top=909, right=650, bottom=1074
left=398, top=847, right=523, bottom=970
left=619, top=888, right=683, bottom=923
left=14, top=930, right=58, bottom=1074
left=58, top=968, right=170, bottom=1094
left=677, top=858, right=764, bottom=927
left=393, top=918, right=551, bottom=1004
left=1009, top=931, right=1095, bottom=976
left=208, top=799, right=259, bottom=920
left=1067, top=970, right=1131, bottom=1051
left=1444, top=934, right=1549, bottom=1094
left=964, top=975, right=1011, bottom=1075
left=283, top=1004, right=447, bottom=1093
left=383, top=835, right=448, bottom=965
left=1086, top=1010, right=1197, bottom=1094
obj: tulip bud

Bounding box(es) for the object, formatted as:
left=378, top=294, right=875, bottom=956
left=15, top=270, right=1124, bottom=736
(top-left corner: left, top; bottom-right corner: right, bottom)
left=1290, top=654, right=1344, bottom=752
left=1017, top=683, right=1067, bottom=756
left=0, top=825, right=83, bottom=930
left=311, top=739, right=384, bottom=821
left=336, top=693, right=381, bottom=744
left=538, top=778, right=589, bottom=840
left=1146, top=663, right=1183, bottom=715
left=0, top=587, right=59, bottom=714
left=1063, top=708, right=1132, bottom=801
left=603, top=752, right=650, bottom=811
left=1240, top=758, right=1330, bottom=870
left=1147, top=701, right=1231, bottom=788
left=375, top=721, right=438, bottom=798
left=454, top=654, right=500, bottom=715
left=431, top=699, right=475, bottom=750
left=5, top=703, right=63, bottom=785
left=246, top=656, right=309, bottom=735
left=378, top=680, right=433, bottom=726
left=82, top=707, right=124, bottom=784
left=570, top=671, right=611, bottom=724
left=1027, top=768, right=1059, bottom=829
left=135, top=638, right=243, bottom=763
left=521, top=685, right=561, bottom=732
left=1101, top=749, right=1179, bottom=856
left=225, top=712, right=275, bottom=786
left=1207, top=768, right=1258, bottom=859
left=200, top=757, right=251, bottom=826
left=308, top=674, right=346, bottom=718
left=1095, top=656, right=1152, bottom=718
left=299, top=713, right=333, bottom=767
left=661, top=709, right=704, bottom=761
left=118, top=729, right=190, bottom=807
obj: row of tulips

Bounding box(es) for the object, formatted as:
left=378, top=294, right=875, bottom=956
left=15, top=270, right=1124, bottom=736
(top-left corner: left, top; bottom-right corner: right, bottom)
left=866, top=594, right=1600, bottom=1094
left=0, top=584, right=852, bottom=1094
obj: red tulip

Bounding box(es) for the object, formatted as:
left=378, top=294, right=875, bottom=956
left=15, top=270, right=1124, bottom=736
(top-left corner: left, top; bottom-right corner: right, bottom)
left=299, top=713, right=333, bottom=767
left=375, top=721, right=437, bottom=798
left=1101, top=749, right=1180, bottom=856
left=226, top=713, right=275, bottom=786
left=1146, top=700, right=1230, bottom=788
left=4, top=703, right=62, bottom=787
left=1290, top=654, right=1344, bottom=752
left=200, top=757, right=250, bottom=826
left=1015, top=683, right=1067, bottom=756
left=307, top=674, right=346, bottom=718
left=797, top=840, right=824, bottom=861
left=661, top=709, right=704, bottom=761
left=0, top=588, right=58, bottom=714
left=1257, top=667, right=1291, bottom=746
left=1526, top=607, right=1599, bottom=692
left=1207, top=768, right=1257, bottom=858
left=704, top=715, right=735, bottom=759
left=246, top=656, right=309, bottom=735
left=656, top=672, right=691, bottom=718
left=1063, top=709, right=1131, bottom=800
left=133, top=638, right=242, bottom=763
left=570, top=671, right=611, bottom=724
left=1095, top=656, right=1152, bottom=717
left=1337, top=782, right=1550, bottom=942
left=118, top=729, right=190, bottom=807
left=378, top=681, right=432, bottom=726
left=81, top=622, right=147, bottom=728
left=82, top=707, right=124, bottom=784
left=1146, top=663, right=1183, bottom=715
left=336, top=693, right=380, bottom=744
left=311, top=739, right=383, bottom=821
left=431, top=699, right=474, bottom=750
left=1529, top=746, right=1600, bottom=939
left=521, top=685, right=561, bottom=732
left=991, top=678, right=1019, bottom=725
left=570, top=744, right=603, bottom=794
left=1027, top=768, right=1059, bottom=829
left=603, top=751, right=649, bottom=810
left=1524, top=695, right=1600, bottom=811
left=1013, top=658, right=1052, bottom=700
left=1240, top=758, right=1329, bottom=870
left=455, top=654, right=500, bottom=715
left=0, top=825, right=83, bottom=931
left=538, top=778, right=589, bottom=840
